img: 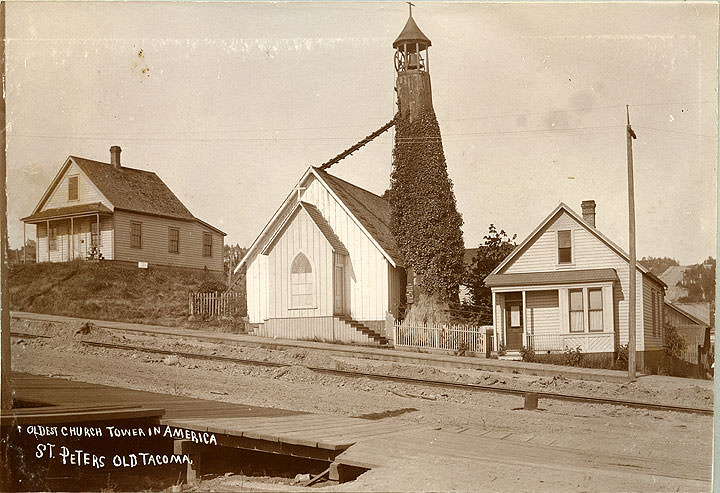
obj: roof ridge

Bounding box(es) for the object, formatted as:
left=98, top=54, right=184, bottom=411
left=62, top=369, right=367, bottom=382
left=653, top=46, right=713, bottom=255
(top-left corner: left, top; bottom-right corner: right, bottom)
left=313, top=167, right=386, bottom=201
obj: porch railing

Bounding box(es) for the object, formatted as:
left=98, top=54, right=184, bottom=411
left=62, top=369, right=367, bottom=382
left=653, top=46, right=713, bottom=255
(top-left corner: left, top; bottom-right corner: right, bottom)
left=526, top=332, right=614, bottom=353
left=394, top=321, right=487, bottom=354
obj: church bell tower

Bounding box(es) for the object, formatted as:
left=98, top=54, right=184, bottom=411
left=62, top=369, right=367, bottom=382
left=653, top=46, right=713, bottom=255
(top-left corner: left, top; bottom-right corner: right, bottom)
left=393, top=5, right=433, bottom=122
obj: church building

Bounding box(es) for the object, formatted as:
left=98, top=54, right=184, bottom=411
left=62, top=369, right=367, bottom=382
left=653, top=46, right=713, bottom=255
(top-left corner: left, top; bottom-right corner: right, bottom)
left=237, top=11, right=435, bottom=344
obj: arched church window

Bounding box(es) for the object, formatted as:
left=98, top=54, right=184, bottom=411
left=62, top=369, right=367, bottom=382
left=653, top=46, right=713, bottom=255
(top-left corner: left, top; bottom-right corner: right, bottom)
left=290, top=253, right=313, bottom=308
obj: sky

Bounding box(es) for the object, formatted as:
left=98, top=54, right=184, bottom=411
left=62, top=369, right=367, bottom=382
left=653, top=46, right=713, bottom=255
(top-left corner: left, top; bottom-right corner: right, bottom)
left=6, top=1, right=718, bottom=265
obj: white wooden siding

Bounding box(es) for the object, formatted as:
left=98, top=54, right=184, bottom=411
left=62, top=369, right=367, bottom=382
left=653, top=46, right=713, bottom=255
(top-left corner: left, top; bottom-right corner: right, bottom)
left=265, top=207, right=334, bottom=318
left=525, top=290, right=559, bottom=336
left=245, top=174, right=391, bottom=325
left=502, top=210, right=645, bottom=349
left=41, top=161, right=111, bottom=211
left=114, top=210, right=223, bottom=271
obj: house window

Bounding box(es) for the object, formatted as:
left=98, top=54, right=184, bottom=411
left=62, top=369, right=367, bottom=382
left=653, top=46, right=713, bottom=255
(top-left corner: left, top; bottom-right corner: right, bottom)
left=68, top=176, right=78, bottom=201
left=569, top=289, right=584, bottom=332
left=168, top=228, right=180, bottom=254
left=588, top=288, right=603, bottom=332
left=290, top=253, right=313, bottom=308
left=131, top=222, right=142, bottom=249
left=91, top=222, right=99, bottom=248
left=49, top=226, right=58, bottom=251
left=557, top=230, right=572, bottom=264
left=202, top=233, right=212, bottom=257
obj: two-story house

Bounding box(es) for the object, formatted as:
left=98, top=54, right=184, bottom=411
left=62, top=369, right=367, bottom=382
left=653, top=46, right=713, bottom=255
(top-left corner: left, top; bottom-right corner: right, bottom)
left=485, top=201, right=667, bottom=372
left=22, top=146, right=225, bottom=272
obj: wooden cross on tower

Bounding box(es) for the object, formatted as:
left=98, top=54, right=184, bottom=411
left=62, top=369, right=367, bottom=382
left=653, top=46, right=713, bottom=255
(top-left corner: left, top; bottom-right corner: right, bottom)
left=407, top=1, right=414, bottom=16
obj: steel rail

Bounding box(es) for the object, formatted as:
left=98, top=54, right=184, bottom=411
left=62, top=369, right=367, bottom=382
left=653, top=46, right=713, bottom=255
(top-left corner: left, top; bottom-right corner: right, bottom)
left=13, top=333, right=711, bottom=416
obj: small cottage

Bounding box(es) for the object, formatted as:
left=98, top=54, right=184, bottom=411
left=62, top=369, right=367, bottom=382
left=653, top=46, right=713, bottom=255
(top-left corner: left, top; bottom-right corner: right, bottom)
left=485, top=201, right=667, bottom=371
left=236, top=167, right=406, bottom=345
left=22, top=146, right=225, bottom=272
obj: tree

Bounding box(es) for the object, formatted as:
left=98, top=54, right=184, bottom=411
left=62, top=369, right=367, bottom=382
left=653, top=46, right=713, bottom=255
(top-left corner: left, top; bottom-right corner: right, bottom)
left=638, top=256, right=679, bottom=276
left=390, top=111, right=465, bottom=322
left=463, top=225, right=517, bottom=325
left=223, top=244, right=248, bottom=283
left=677, top=257, right=715, bottom=303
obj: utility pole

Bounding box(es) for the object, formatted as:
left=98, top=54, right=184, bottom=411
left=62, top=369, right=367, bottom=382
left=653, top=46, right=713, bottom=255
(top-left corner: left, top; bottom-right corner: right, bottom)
left=626, top=105, right=637, bottom=380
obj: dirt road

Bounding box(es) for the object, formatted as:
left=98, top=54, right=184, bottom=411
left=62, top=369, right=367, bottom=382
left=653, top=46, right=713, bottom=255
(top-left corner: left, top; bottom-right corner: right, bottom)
left=10, top=319, right=713, bottom=491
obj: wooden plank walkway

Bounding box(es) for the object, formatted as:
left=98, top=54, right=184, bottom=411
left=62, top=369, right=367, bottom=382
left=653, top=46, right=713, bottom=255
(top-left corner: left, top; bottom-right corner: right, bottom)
left=334, top=426, right=712, bottom=483
left=11, top=373, right=302, bottom=420
left=10, top=373, right=426, bottom=455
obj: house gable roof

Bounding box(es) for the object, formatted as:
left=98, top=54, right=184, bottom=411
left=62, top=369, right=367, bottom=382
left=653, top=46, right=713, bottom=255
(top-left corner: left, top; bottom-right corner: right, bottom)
left=488, top=202, right=666, bottom=288
left=72, top=156, right=195, bottom=220
left=28, top=155, right=225, bottom=235
left=664, top=300, right=710, bottom=329
left=235, top=167, right=401, bottom=273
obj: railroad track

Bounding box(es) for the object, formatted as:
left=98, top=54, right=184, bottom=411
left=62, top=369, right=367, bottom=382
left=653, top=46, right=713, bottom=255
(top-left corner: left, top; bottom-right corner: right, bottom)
left=12, top=331, right=713, bottom=416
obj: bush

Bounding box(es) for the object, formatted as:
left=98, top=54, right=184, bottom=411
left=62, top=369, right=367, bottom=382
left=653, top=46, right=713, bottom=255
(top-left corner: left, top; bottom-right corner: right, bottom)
left=664, top=323, right=688, bottom=359
left=519, top=346, right=536, bottom=363
left=614, top=344, right=629, bottom=370
left=562, top=345, right=584, bottom=366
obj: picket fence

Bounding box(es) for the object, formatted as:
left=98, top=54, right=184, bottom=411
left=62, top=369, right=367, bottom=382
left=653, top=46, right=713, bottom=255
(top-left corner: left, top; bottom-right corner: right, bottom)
left=188, top=291, right=244, bottom=318
left=393, top=321, right=486, bottom=354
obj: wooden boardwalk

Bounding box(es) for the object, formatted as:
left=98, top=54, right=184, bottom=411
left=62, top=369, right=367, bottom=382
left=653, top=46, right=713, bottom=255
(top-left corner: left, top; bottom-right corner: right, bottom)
left=9, top=373, right=425, bottom=458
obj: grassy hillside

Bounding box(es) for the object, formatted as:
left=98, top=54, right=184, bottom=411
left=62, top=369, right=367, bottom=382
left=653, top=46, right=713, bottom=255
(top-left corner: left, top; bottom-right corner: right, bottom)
left=9, top=261, right=236, bottom=327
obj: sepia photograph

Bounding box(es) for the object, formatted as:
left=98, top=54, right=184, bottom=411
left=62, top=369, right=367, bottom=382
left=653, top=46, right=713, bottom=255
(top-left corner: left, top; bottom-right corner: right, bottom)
left=0, top=1, right=717, bottom=491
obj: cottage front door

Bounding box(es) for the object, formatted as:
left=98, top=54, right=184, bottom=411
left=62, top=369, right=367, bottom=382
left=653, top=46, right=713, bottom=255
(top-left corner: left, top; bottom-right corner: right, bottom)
left=505, top=302, right=523, bottom=350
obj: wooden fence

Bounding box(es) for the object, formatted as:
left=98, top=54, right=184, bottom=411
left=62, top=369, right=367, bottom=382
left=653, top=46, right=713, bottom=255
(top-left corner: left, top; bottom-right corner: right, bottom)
left=393, top=321, right=486, bottom=354
left=189, top=291, right=244, bottom=318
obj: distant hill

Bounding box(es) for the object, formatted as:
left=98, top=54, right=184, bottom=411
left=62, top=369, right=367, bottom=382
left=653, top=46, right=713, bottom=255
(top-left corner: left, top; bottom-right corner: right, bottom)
left=9, top=261, right=242, bottom=327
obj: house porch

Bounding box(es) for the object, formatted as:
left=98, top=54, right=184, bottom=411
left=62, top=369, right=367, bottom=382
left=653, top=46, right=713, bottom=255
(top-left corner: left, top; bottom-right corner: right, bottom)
left=490, top=274, right=617, bottom=356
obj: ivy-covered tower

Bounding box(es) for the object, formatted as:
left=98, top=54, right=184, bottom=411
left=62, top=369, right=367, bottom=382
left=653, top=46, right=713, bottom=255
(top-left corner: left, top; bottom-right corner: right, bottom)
left=393, top=8, right=433, bottom=122
left=389, top=8, right=466, bottom=321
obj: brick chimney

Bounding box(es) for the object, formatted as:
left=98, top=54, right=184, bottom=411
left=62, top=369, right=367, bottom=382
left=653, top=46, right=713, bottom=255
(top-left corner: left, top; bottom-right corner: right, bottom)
left=110, top=146, right=122, bottom=169
left=581, top=200, right=596, bottom=227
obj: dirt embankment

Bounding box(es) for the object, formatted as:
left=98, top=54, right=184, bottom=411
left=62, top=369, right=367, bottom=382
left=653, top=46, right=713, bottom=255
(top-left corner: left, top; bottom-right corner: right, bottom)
left=9, top=261, right=235, bottom=327
left=13, top=318, right=714, bottom=410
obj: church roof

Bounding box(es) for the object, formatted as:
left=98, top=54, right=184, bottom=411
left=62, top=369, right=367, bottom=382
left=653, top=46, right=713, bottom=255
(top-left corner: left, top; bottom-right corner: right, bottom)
left=314, top=168, right=402, bottom=266
left=392, top=15, right=432, bottom=49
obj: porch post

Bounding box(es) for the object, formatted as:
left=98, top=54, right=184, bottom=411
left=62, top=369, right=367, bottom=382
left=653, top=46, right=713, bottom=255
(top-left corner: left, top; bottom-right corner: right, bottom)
left=70, top=217, right=74, bottom=260
left=96, top=213, right=100, bottom=253
left=491, top=291, right=497, bottom=351
left=46, top=220, right=50, bottom=262
left=22, top=223, right=26, bottom=264
left=521, top=290, right=527, bottom=349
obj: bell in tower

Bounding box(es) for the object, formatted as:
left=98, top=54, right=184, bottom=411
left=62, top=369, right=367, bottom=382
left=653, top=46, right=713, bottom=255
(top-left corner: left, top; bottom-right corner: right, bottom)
left=393, top=4, right=433, bottom=122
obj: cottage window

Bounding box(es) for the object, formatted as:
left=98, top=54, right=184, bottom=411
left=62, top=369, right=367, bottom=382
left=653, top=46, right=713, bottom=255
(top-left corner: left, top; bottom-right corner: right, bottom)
left=569, top=289, right=584, bottom=332
left=169, top=228, right=180, bottom=254
left=202, top=233, right=213, bottom=257
left=290, top=253, right=313, bottom=308
left=68, top=176, right=78, bottom=201
left=588, top=288, right=603, bottom=332
left=131, top=222, right=142, bottom=249
left=557, top=230, right=572, bottom=264
left=49, top=226, right=58, bottom=251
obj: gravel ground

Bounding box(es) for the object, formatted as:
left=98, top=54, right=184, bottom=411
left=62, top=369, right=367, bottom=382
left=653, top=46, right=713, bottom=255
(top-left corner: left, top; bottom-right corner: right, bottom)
left=10, top=318, right=713, bottom=492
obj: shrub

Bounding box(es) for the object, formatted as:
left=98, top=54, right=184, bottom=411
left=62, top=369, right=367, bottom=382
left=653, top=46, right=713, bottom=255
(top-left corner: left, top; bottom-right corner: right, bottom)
left=497, top=342, right=507, bottom=356
left=663, top=323, right=688, bottom=359
left=614, top=344, right=629, bottom=370
left=519, top=346, right=536, bottom=363
left=562, top=345, right=584, bottom=366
